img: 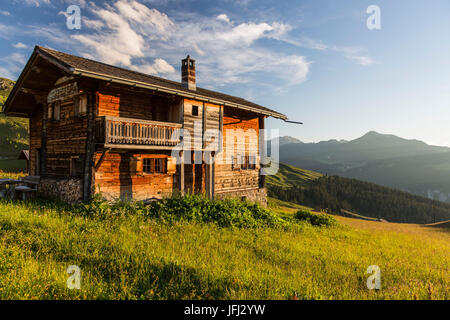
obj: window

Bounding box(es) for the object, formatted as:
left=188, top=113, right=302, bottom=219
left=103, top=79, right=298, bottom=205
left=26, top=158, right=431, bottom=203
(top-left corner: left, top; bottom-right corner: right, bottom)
left=232, top=155, right=243, bottom=171
left=155, top=158, right=165, bottom=173
left=231, top=155, right=238, bottom=171
left=48, top=105, right=53, bottom=120
left=70, top=156, right=83, bottom=177
left=49, top=102, right=60, bottom=121
left=143, top=158, right=154, bottom=174
left=240, top=155, right=257, bottom=170
left=248, top=155, right=256, bottom=170
left=192, top=105, right=199, bottom=116
left=142, top=158, right=167, bottom=174
left=75, top=94, right=87, bottom=117
left=241, top=155, right=249, bottom=170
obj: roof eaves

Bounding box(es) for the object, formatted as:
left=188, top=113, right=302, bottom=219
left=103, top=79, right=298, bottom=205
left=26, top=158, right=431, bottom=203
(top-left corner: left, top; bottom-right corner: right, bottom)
left=4, top=46, right=75, bottom=115
left=3, top=49, right=38, bottom=114
left=71, top=67, right=288, bottom=120
left=35, top=46, right=75, bottom=73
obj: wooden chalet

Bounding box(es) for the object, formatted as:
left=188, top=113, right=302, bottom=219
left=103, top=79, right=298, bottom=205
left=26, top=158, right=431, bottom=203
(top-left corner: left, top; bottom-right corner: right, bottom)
left=3, top=46, right=287, bottom=204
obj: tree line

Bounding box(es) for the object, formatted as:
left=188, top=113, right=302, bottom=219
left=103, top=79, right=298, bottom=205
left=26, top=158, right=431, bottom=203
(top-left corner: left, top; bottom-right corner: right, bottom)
left=268, top=175, right=450, bottom=224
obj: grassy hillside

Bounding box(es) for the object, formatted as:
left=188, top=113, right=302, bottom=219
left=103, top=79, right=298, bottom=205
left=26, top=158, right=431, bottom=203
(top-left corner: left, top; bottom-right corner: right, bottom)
left=268, top=163, right=450, bottom=224
left=266, top=163, right=322, bottom=188
left=0, top=197, right=448, bottom=300
left=0, top=78, right=14, bottom=108
left=0, top=78, right=28, bottom=172
left=341, top=152, right=450, bottom=202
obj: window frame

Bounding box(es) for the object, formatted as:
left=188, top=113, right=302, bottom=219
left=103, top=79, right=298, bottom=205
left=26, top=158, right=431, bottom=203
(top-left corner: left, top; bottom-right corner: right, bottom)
left=192, top=105, right=199, bottom=116
left=240, top=154, right=257, bottom=171
left=143, top=158, right=154, bottom=174
left=74, top=94, right=88, bottom=117
left=142, top=157, right=167, bottom=175
left=248, top=155, right=257, bottom=170
left=241, top=155, right=248, bottom=170
left=52, top=102, right=61, bottom=121
left=70, top=156, right=83, bottom=177
left=154, top=158, right=166, bottom=174
left=231, top=155, right=240, bottom=171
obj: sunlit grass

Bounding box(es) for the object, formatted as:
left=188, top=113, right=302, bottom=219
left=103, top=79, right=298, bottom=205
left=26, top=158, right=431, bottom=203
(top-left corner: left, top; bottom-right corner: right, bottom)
left=0, top=197, right=448, bottom=300
left=0, top=170, right=26, bottom=180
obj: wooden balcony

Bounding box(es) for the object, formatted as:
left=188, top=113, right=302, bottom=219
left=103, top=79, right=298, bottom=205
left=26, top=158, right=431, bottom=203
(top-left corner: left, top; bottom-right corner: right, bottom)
left=95, top=116, right=182, bottom=149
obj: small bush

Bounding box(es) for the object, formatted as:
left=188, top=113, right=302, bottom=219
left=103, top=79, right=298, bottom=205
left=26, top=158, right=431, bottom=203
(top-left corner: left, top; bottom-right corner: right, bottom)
left=74, top=194, right=287, bottom=229
left=295, top=210, right=336, bottom=227
left=145, top=194, right=286, bottom=228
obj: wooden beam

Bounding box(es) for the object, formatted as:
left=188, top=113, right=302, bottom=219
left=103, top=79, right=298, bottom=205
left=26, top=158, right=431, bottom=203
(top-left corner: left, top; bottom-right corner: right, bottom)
left=102, top=144, right=182, bottom=151
left=83, top=92, right=95, bottom=202
left=205, top=152, right=214, bottom=200
left=40, top=103, right=47, bottom=176
left=211, top=153, right=215, bottom=200
left=95, top=148, right=111, bottom=171
left=218, top=105, right=223, bottom=153
left=258, top=116, right=265, bottom=189
left=180, top=150, right=184, bottom=195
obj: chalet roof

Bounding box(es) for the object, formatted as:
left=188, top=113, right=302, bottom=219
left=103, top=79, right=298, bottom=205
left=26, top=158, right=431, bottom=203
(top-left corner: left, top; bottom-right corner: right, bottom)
left=6, top=46, right=287, bottom=119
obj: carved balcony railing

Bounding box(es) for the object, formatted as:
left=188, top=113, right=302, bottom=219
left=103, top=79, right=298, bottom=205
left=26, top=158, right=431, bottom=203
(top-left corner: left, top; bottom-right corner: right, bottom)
left=95, top=116, right=182, bottom=149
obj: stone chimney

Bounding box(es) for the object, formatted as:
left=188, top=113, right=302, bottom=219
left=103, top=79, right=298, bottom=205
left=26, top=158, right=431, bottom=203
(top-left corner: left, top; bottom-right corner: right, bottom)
left=181, top=55, right=196, bottom=91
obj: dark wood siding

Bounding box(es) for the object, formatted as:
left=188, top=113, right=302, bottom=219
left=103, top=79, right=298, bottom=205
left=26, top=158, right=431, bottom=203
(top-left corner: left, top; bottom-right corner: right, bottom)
left=215, top=107, right=260, bottom=194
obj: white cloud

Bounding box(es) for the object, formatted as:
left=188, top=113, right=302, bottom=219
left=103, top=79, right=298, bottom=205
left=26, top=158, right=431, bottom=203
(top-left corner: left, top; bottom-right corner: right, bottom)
left=0, top=10, right=11, bottom=16
left=0, top=52, right=27, bottom=80
left=277, top=35, right=375, bottom=66
left=83, top=17, right=105, bottom=30
left=23, top=0, right=51, bottom=7
left=72, top=0, right=175, bottom=67
left=10, top=53, right=27, bottom=65
left=27, top=25, right=73, bottom=46
left=216, top=22, right=275, bottom=45
left=333, top=46, right=375, bottom=66
left=70, top=0, right=309, bottom=86
left=0, top=24, right=16, bottom=40
left=63, top=0, right=87, bottom=8
left=12, top=42, right=28, bottom=49
left=131, top=58, right=175, bottom=75
left=348, top=55, right=375, bottom=66
left=216, top=14, right=231, bottom=23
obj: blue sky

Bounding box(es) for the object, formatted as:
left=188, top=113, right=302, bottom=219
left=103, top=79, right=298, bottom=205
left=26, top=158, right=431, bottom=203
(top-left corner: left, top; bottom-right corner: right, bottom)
left=1, top=0, right=449, bottom=146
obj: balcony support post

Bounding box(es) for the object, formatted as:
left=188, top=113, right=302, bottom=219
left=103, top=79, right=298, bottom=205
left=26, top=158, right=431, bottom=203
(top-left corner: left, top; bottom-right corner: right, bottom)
left=180, top=150, right=185, bottom=195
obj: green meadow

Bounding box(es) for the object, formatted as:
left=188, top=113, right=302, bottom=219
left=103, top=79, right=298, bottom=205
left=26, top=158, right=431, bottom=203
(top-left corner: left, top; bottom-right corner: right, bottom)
left=0, top=196, right=448, bottom=300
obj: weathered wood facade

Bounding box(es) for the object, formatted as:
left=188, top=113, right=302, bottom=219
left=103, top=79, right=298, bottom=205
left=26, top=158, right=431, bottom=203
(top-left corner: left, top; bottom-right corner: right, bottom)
left=4, top=46, right=288, bottom=204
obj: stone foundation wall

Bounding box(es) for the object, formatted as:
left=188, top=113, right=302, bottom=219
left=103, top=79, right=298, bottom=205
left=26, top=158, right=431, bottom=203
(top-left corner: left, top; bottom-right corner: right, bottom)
left=215, top=188, right=267, bottom=207
left=38, top=178, right=83, bottom=204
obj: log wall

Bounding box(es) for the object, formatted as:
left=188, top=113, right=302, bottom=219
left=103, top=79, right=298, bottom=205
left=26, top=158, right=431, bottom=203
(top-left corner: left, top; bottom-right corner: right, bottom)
left=45, top=99, right=88, bottom=178
left=94, top=151, right=177, bottom=201
left=182, top=98, right=204, bottom=150
left=215, top=107, right=261, bottom=195
left=97, top=88, right=182, bottom=123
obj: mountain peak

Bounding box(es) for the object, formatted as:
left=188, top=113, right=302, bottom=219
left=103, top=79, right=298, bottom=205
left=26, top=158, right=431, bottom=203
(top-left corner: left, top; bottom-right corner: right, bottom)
left=363, top=131, right=381, bottom=137
left=278, top=136, right=303, bottom=146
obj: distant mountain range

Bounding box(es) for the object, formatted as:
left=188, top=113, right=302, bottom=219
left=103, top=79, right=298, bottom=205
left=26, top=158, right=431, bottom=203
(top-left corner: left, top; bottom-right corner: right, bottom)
left=273, top=132, right=450, bottom=202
